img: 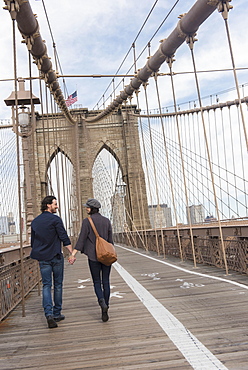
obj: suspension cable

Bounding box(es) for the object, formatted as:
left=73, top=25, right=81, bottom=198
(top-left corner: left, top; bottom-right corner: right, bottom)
left=186, top=32, right=229, bottom=274
left=92, top=0, right=161, bottom=110
left=11, top=13, right=26, bottom=317
left=153, top=73, right=183, bottom=260
left=40, top=0, right=69, bottom=98
left=167, top=56, right=197, bottom=268
left=218, top=1, right=248, bottom=150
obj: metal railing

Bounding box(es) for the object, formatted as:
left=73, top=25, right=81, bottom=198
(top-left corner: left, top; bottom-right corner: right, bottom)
left=114, top=223, right=248, bottom=275
left=0, top=244, right=73, bottom=321
left=0, top=247, right=40, bottom=321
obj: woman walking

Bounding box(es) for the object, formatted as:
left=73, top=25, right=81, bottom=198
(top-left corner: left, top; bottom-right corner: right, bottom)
left=68, top=198, right=113, bottom=322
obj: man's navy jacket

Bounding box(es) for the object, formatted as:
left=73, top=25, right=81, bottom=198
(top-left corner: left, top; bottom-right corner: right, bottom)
left=30, top=211, right=71, bottom=261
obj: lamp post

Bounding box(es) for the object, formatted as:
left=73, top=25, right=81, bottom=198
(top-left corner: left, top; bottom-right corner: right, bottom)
left=5, top=78, right=40, bottom=241
left=4, top=78, right=40, bottom=318
left=18, top=107, right=34, bottom=241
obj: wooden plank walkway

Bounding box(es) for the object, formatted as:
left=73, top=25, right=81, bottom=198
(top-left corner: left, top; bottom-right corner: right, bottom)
left=1, top=244, right=248, bottom=370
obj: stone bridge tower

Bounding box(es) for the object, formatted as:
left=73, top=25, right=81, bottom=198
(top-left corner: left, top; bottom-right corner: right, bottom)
left=29, top=105, right=150, bottom=231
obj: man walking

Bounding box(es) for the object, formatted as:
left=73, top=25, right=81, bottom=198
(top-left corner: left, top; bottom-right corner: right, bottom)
left=30, top=195, right=73, bottom=328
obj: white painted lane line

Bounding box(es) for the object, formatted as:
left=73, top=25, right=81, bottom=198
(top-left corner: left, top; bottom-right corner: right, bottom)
left=116, top=244, right=248, bottom=290
left=114, top=261, right=228, bottom=370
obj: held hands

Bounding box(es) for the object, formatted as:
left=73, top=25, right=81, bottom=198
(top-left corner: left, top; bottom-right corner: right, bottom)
left=68, top=249, right=77, bottom=265
left=68, top=255, right=76, bottom=265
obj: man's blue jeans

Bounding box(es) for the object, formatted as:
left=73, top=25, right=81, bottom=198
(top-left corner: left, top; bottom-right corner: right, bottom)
left=88, top=259, right=111, bottom=306
left=39, top=254, right=64, bottom=317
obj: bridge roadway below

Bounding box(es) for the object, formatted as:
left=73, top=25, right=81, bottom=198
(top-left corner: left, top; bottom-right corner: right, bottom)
left=1, top=244, right=248, bottom=369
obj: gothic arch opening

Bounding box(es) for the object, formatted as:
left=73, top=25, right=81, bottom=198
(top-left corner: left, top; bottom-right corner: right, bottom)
left=92, top=148, right=126, bottom=232
left=47, top=149, right=74, bottom=235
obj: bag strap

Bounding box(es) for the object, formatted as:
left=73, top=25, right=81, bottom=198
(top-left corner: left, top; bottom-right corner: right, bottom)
left=88, top=216, right=100, bottom=238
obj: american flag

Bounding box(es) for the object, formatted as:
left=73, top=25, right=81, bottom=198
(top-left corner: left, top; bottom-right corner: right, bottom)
left=65, top=91, right=78, bottom=107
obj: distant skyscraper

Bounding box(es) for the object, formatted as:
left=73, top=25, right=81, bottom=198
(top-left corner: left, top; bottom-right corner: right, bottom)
left=7, top=212, right=16, bottom=234
left=0, top=213, right=16, bottom=235
left=0, top=216, right=8, bottom=235
left=186, top=204, right=205, bottom=224
left=148, top=203, right=172, bottom=228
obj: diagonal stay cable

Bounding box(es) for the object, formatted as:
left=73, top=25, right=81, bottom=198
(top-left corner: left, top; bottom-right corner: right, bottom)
left=93, top=0, right=180, bottom=110
left=41, top=0, right=69, bottom=99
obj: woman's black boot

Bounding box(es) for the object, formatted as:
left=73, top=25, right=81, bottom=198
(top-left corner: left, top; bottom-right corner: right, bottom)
left=99, top=298, right=109, bottom=322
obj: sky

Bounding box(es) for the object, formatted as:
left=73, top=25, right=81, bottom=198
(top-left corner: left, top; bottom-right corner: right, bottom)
left=0, top=0, right=248, bottom=229
left=0, top=0, right=248, bottom=120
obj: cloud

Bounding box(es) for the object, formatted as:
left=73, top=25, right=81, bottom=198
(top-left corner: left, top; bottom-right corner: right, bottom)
left=0, top=0, right=247, bottom=119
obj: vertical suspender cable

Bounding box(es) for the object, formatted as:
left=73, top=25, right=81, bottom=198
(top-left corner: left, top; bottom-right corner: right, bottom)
left=132, top=43, right=137, bottom=74
left=38, top=76, right=48, bottom=199
left=143, top=82, right=164, bottom=256
left=187, top=35, right=228, bottom=275
left=74, top=120, right=82, bottom=230
left=44, top=88, right=53, bottom=194
left=206, top=110, right=213, bottom=214
left=153, top=74, right=183, bottom=260
left=220, top=108, right=231, bottom=218
left=138, top=173, right=149, bottom=250
left=213, top=109, right=223, bottom=216
left=11, top=16, right=25, bottom=317
left=167, top=59, right=197, bottom=268
left=135, top=93, right=156, bottom=240
left=121, top=106, right=134, bottom=227
left=60, top=149, right=69, bottom=231
left=50, top=97, right=61, bottom=216
left=220, top=3, right=248, bottom=151
left=71, top=122, right=82, bottom=235
left=28, top=51, right=38, bottom=217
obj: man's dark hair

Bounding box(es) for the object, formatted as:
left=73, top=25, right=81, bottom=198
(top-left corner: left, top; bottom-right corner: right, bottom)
left=88, top=207, right=99, bottom=215
left=41, top=195, right=57, bottom=212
